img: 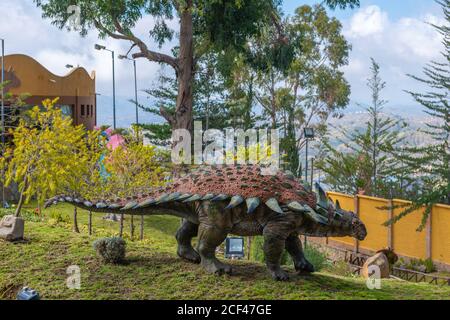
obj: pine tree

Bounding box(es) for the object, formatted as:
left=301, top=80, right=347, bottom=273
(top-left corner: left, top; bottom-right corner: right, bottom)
left=386, top=0, right=450, bottom=229
left=316, top=58, right=408, bottom=197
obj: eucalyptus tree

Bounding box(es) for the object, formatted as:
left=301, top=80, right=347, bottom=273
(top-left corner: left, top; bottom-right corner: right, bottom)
left=34, top=0, right=359, bottom=138
left=242, top=4, right=351, bottom=176
left=34, top=0, right=281, bottom=133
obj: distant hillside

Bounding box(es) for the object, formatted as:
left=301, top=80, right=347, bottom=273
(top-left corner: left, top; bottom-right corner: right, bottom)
left=325, top=109, right=438, bottom=151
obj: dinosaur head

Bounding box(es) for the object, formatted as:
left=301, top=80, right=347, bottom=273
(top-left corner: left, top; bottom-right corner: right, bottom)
left=326, top=202, right=367, bottom=240
left=296, top=183, right=367, bottom=241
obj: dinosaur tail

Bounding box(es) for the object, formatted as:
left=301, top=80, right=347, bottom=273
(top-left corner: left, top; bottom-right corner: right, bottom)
left=44, top=194, right=199, bottom=224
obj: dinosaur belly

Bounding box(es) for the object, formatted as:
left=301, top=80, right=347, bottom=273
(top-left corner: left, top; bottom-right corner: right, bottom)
left=230, top=222, right=264, bottom=236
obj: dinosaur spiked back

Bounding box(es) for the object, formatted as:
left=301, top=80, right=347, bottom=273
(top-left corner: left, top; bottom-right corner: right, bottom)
left=47, top=165, right=341, bottom=226
left=163, top=165, right=317, bottom=208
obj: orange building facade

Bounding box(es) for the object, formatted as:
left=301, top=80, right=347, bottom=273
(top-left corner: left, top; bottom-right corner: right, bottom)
left=1, top=54, right=96, bottom=130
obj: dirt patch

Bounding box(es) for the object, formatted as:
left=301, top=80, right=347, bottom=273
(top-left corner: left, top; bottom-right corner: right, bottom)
left=0, top=283, right=23, bottom=300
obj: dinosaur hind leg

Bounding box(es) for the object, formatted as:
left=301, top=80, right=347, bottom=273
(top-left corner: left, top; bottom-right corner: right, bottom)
left=197, top=224, right=231, bottom=275
left=176, top=219, right=200, bottom=264
left=285, top=233, right=315, bottom=273
left=263, top=228, right=290, bottom=281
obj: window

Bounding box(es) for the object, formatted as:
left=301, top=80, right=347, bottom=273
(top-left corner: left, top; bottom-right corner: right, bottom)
left=81, top=105, right=85, bottom=116
left=58, top=105, right=73, bottom=118
left=86, top=104, right=90, bottom=116
left=91, top=105, right=94, bottom=117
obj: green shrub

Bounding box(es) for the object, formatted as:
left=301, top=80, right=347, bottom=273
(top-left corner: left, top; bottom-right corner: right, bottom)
left=250, top=236, right=291, bottom=266
left=250, top=236, right=330, bottom=270
left=303, top=243, right=330, bottom=271
left=47, top=210, right=70, bottom=224
left=0, top=208, right=42, bottom=222
left=329, top=260, right=354, bottom=277
left=93, top=237, right=126, bottom=264
left=396, top=257, right=436, bottom=273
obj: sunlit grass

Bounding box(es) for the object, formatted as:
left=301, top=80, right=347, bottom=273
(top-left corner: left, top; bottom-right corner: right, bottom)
left=0, top=203, right=448, bottom=300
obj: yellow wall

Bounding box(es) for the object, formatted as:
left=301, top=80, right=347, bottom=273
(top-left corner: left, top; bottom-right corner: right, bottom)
left=432, top=204, right=450, bottom=265
left=392, top=199, right=427, bottom=259
left=358, top=196, right=389, bottom=251
left=325, top=192, right=450, bottom=268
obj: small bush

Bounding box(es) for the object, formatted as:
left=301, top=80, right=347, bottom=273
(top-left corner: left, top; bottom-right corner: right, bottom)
left=250, top=236, right=329, bottom=270
left=47, top=210, right=70, bottom=224
left=329, top=260, right=354, bottom=277
left=0, top=208, right=42, bottom=222
left=303, top=244, right=330, bottom=272
left=250, top=236, right=291, bottom=266
left=93, top=237, right=126, bottom=264
left=396, top=257, right=436, bottom=273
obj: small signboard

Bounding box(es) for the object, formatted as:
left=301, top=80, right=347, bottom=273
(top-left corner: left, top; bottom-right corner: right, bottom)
left=225, top=237, right=245, bottom=259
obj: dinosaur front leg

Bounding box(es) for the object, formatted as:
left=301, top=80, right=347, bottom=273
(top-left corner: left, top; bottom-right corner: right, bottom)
left=197, top=224, right=232, bottom=275
left=176, top=219, right=200, bottom=264
left=285, top=234, right=314, bottom=273
left=263, top=230, right=289, bottom=281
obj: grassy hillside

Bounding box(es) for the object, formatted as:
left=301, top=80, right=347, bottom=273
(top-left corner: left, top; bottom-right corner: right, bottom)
left=0, top=203, right=449, bottom=300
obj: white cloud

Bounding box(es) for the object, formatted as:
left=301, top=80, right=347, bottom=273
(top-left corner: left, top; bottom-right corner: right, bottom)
left=0, top=0, right=178, bottom=127
left=347, top=5, right=388, bottom=38
left=341, top=5, right=446, bottom=111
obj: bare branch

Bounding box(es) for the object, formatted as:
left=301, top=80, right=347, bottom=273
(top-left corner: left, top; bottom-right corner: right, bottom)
left=94, top=18, right=180, bottom=73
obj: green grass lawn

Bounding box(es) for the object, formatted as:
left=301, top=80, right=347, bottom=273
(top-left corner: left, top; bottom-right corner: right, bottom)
left=0, top=203, right=449, bottom=300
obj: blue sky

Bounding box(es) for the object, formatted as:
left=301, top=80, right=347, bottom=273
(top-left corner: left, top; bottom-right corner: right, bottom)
left=284, top=0, right=442, bottom=20
left=0, top=1, right=447, bottom=127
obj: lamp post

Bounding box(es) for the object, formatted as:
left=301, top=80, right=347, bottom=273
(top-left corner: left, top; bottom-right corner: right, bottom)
left=95, top=44, right=116, bottom=129
left=95, top=93, right=101, bottom=127
left=118, top=54, right=139, bottom=126
left=304, top=127, right=315, bottom=184
left=1, top=38, right=4, bottom=207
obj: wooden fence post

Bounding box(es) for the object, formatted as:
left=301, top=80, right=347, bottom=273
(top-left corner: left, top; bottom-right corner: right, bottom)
left=354, top=195, right=360, bottom=253
left=426, top=208, right=432, bottom=260
left=388, top=200, right=393, bottom=249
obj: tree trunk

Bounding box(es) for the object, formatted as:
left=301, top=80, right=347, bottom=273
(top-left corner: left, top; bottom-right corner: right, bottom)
left=14, top=190, right=26, bottom=217
left=173, top=1, right=194, bottom=133
left=73, top=207, right=80, bottom=233
left=14, top=176, right=28, bottom=217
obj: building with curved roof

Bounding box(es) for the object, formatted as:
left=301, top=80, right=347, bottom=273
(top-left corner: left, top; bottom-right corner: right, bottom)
left=1, top=54, right=96, bottom=130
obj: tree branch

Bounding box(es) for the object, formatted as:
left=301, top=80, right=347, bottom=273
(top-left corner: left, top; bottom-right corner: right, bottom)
left=94, top=18, right=180, bottom=73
